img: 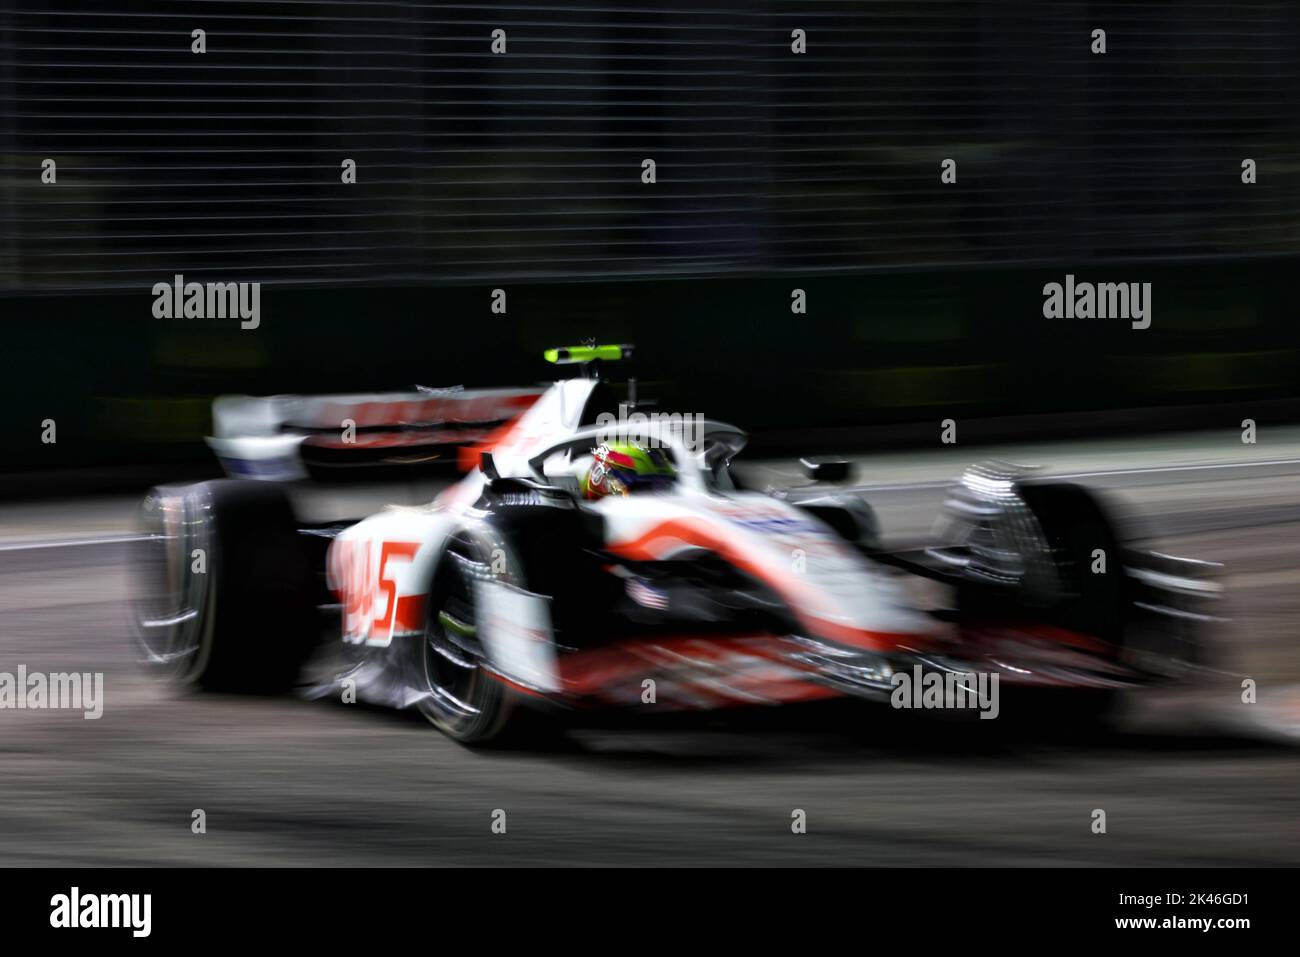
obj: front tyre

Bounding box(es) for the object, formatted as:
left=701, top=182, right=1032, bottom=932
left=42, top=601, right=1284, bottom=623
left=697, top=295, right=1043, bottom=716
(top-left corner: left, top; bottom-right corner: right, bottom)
left=415, top=537, right=514, bottom=744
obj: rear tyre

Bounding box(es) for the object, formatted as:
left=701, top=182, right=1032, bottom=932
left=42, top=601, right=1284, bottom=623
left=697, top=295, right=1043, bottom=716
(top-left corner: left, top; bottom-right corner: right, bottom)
left=133, top=480, right=316, bottom=692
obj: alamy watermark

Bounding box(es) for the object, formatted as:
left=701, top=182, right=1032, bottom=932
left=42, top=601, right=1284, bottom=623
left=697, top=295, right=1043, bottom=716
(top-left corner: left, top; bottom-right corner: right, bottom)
left=0, top=666, right=103, bottom=719
left=1042, top=274, right=1151, bottom=330
left=152, top=273, right=260, bottom=329
left=595, top=403, right=704, bottom=452
left=50, top=887, right=150, bottom=937
left=890, top=665, right=1000, bottom=719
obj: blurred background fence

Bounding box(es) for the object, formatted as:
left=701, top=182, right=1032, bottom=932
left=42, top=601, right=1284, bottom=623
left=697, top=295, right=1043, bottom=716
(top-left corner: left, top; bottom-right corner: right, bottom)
left=1, top=1, right=1298, bottom=470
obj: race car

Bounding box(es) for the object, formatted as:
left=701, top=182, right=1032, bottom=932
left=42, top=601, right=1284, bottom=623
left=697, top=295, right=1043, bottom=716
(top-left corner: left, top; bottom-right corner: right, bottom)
left=131, top=344, right=1221, bottom=744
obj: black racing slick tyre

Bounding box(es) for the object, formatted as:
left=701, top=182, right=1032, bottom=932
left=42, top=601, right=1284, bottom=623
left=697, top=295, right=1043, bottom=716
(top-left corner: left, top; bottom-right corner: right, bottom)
left=133, top=480, right=316, bottom=693
left=415, top=535, right=515, bottom=745
left=1018, top=482, right=1127, bottom=648
left=946, top=475, right=1131, bottom=729
left=415, top=498, right=608, bottom=747
left=1018, top=482, right=1129, bottom=727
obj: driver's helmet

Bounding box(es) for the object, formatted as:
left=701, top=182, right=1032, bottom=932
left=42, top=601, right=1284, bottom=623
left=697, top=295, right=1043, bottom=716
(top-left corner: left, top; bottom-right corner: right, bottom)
left=581, top=442, right=675, bottom=499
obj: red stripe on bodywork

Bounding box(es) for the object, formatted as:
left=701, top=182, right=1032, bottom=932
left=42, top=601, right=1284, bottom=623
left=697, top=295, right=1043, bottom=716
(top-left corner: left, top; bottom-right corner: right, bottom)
left=606, top=519, right=921, bottom=652
left=454, top=394, right=543, bottom=472
left=393, top=594, right=426, bottom=635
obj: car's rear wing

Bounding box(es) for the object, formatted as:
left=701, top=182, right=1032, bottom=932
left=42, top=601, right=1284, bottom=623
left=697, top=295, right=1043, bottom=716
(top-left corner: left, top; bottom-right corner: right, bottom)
left=207, top=387, right=543, bottom=481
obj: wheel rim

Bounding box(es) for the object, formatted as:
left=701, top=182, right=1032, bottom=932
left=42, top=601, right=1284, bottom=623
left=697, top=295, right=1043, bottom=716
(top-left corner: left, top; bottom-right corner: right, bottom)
left=131, top=489, right=210, bottom=679
left=420, top=548, right=496, bottom=736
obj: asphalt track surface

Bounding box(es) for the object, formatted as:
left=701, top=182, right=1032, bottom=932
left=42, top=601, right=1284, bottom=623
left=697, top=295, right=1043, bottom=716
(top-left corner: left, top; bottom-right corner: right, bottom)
left=1, top=431, right=1298, bottom=866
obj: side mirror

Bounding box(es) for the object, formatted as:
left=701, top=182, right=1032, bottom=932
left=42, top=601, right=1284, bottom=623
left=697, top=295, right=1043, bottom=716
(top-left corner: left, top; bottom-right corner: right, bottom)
left=800, top=456, right=850, bottom=483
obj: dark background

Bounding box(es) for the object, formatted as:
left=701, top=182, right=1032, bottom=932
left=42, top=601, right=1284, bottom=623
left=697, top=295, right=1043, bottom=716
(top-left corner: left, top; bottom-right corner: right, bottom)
left=2, top=1, right=1298, bottom=471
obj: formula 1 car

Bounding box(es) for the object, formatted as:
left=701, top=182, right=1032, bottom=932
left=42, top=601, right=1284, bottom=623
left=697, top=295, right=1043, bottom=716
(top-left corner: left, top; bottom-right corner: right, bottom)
left=131, top=345, right=1221, bottom=743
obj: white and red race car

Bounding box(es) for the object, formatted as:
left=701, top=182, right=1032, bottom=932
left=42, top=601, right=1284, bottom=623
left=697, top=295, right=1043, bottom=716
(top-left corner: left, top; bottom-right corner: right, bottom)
left=132, top=345, right=1220, bottom=744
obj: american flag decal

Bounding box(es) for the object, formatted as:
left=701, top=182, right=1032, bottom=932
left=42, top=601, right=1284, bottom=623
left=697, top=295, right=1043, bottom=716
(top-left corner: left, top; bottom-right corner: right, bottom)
left=626, top=578, right=669, bottom=611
